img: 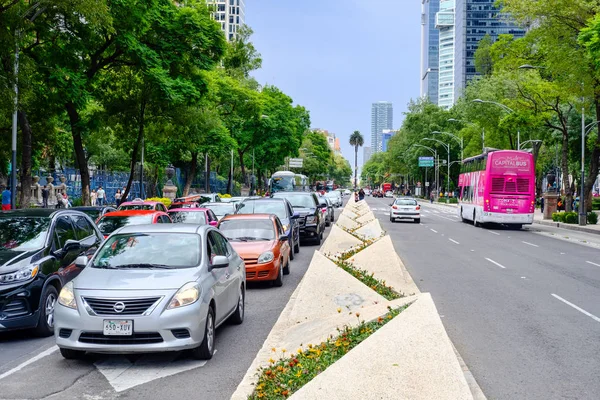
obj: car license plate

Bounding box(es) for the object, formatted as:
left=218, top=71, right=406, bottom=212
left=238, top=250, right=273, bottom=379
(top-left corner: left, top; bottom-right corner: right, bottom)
left=103, top=320, right=133, bottom=336
left=403, top=208, right=411, bottom=211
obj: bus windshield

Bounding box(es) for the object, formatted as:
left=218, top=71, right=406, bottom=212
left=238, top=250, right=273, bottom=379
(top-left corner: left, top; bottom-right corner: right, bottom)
left=270, top=176, right=295, bottom=192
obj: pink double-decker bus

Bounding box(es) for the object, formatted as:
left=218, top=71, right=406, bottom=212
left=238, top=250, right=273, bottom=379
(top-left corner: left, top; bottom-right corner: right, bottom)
left=457, top=150, right=535, bottom=228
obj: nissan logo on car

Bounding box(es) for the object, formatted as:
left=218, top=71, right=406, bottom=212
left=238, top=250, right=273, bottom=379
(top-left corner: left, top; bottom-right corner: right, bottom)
left=113, top=302, right=126, bottom=313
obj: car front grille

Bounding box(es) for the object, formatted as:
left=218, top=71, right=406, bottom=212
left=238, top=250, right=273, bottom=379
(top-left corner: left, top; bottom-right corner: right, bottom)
left=171, top=329, right=191, bottom=339
left=83, top=297, right=161, bottom=316
left=1, top=299, right=29, bottom=318
left=246, top=271, right=256, bottom=279
left=258, top=271, right=269, bottom=278
left=59, top=329, right=72, bottom=338
left=78, top=332, right=163, bottom=345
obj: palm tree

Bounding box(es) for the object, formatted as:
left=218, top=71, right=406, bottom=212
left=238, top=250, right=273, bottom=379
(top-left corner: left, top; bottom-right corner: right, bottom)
left=349, top=130, right=364, bottom=189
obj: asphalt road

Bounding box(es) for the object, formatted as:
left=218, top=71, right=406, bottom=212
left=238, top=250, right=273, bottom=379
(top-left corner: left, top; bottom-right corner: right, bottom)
left=0, top=209, right=338, bottom=400
left=367, top=196, right=600, bottom=400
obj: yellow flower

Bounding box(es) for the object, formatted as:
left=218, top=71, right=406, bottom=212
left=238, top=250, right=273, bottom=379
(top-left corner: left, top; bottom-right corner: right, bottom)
left=337, top=307, right=342, bottom=313
left=277, top=365, right=284, bottom=372
left=282, top=348, right=286, bottom=353
left=335, top=340, right=342, bottom=347
left=269, top=358, right=275, bottom=364
left=297, top=348, right=303, bottom=354
left=271, top=348, right=276, bottom=352
left=257, top=392, right=265, bottom=398
left=296, top=370, right=302, bottom=377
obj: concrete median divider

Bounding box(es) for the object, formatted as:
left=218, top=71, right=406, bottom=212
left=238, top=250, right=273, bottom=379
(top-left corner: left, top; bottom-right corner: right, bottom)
left=231, top=196, right=482, bottom=400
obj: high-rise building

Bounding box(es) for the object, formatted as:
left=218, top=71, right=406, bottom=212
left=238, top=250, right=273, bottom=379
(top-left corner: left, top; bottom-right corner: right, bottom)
left=382, top=130, right=396, bottom=152
left=371, top=102, right=393, bottom=154
left=363, top=147, right=372, bottom=165
left=421, top=0, right=440, bottom=104
left=206, top=0, right=246, bottom=41
left=433, top=0, right=525, bottom=108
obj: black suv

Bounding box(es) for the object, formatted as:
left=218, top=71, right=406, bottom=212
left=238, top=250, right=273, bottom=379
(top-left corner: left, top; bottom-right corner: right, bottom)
left=272, top=192, right=325, bottom=245
left=0, top=209, right=103, bottom=335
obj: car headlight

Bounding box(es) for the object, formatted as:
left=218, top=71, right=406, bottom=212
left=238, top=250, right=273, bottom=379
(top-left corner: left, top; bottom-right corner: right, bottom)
left=258, top=251, right=274, bottom=264
left=168, top=282, right=200, bottom=309
left=306, top=215, right=317, bottom=224
left=58, top=281, right=77, bottom=309
left=0, top=264, right=39, bottom=285
left=282, top=224, right=289, bottom=232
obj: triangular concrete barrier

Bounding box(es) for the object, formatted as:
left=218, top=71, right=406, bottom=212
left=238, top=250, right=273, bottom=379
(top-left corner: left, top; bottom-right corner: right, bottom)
left=289, top=294, right=473, bottom=400
left=356, top=211, right=375, bottom=224
left=320, top=225, right=363, bottom=256
left=349, top=235, right=420, bottom=296
left=336, top=214, right=360, bottom=231
left=354, top=218, right=384, bottom=241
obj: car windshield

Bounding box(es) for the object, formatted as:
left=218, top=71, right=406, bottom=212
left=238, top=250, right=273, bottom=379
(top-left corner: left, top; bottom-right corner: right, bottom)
left=395, top=199, right=417, bottom=206
left=219, top=219, right=275, bottom=241
left=168, top=211, right=207, bottom=224
left=92, top=233, right=200, bottom=269
left=119, top=204, right=154, bottom=211
left=274, top=194, right=315, bottom=209
left=237, top=201, right=287, bottom=220
left=0, top=217, right=50, bottom=251
left=97, top=215, right=154, bottom=235
left=205, top=204, right=235, bottom=217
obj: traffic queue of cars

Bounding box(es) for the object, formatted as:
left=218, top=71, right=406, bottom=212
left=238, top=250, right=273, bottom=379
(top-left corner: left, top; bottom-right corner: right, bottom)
left=0, top=190, right=343, bottom=362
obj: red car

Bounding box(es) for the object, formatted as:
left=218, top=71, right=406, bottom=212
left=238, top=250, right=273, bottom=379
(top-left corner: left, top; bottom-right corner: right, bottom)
left=167, top=208, right=219, bottom=226
left=96, top=210, right=171, bottom=238
left=117, top=199, right=169, bottom=213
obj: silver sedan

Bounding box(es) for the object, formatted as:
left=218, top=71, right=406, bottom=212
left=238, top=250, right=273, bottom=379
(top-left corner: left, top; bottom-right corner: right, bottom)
left=389, top=197, right=421, bottom=223
left=54, top=224, right=245, bottom=360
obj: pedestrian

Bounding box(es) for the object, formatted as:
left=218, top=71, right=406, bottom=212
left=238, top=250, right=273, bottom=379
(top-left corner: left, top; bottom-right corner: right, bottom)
left=1, top=186, right=11, bottom=211
left=42, top=185, right=49, bottom=208
left=115, top=189, right=122, bottom=207
left=90, top=189, right=97, bottom=206
left=358, top=188, right=365, bottom=201
left=430, top=192, right=434, bottom=203
left=97, top=186, right=105, bottom=206
left=61, top=193, right=70, bottom=208
left=540, top=196, right=545, bottom=214
left=121, top=186, right=128, bottom=203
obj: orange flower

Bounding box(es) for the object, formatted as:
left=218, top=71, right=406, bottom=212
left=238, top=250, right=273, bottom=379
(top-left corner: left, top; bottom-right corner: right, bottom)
left=271, top=347, right=276, bottom=352
left=355, top=312, right=360, bottom=318
left=377, top=317, right=384, bottom=323
left=265, top=370, right=272, bottom=376
left=282, top=390, right=289, bottom=396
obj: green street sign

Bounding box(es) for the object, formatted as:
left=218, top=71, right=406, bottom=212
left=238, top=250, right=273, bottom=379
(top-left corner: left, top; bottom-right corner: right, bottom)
left=418, top=156, right=434, bottom=167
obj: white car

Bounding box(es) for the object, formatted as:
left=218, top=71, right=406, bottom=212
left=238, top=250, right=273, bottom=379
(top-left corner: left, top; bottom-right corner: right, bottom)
left=343, top=189, right=351, bottom=196
left=389, top=197, right=420, bottom=223
left=384, top=191, right=394, bottom=198
left=364, top=189, right=371, bottom=196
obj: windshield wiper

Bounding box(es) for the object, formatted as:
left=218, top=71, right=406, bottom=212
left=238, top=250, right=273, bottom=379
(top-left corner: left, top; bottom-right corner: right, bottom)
left=93, top=265, right=118, bottom=269
left=115, top=263, right=172, bottom=269
left=234, top=236, right=259, bottom=241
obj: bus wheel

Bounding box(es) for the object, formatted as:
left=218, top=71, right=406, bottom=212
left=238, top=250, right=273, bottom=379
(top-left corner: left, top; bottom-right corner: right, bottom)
left=473, top=210, right=480, bottom=227
left=460, top=208, right=467, bottom=223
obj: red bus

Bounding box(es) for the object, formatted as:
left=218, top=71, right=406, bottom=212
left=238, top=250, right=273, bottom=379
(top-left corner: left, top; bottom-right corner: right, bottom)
left=382, top=183, right=392, bottom=193
left=457, top=150, right=535, bottom=228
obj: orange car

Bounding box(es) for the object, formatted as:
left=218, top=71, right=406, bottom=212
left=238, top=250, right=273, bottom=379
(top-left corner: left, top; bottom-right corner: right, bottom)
left=218, top=214, right=291, bottom=287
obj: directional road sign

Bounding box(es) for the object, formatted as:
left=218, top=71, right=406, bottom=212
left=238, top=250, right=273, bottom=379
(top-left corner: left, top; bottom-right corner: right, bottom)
left=418, top=156, right=434, bottom=167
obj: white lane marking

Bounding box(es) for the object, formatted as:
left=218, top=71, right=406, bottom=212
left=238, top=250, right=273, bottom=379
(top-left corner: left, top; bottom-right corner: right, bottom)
left=560, top=252, right=566, bottom=255
left=433, top=214, right=459, bottom=222
left=488, top=231, right=500, bottom=236
left=430, top=229, right=438, bottom=233
left=485, top=258, right=506, bottom=269
left=551, top=294, right=600, bottom=324
left=586, top=261, right=600, bottom=267
left=0, top=345, right=58, bottom=380
left=449, top=238, right=460, bottom=244
left=522, top=241, right=539, bottom=247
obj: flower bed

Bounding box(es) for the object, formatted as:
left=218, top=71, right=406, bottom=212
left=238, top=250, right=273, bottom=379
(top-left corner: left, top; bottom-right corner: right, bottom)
left=248, top=306, right=408, bottom=400
left=337, top=261, right=402, bottom=300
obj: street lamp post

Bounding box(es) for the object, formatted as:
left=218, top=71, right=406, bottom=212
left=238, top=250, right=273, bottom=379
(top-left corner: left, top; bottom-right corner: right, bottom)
left=408, top=143, right=438, bottom=197
left=471, top=99, right=516, bottom=148
left=448, top=118, right=485, bottom=152
left=422, top=138, right=451, bottom=204
left=432, top=130, right=463, bottom=161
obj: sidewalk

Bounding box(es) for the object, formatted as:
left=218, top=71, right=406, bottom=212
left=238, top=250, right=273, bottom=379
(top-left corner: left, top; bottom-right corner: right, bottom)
left=533, top=209, right=600, bottom=236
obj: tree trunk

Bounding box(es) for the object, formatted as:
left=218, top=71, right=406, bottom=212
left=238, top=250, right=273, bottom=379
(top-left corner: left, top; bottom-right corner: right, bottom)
left=124, top=101, right=146, bottom=201
left=238, top=149, right=248, bottom=186
left=354, top=146, right=358, bottom=189
left=205, top=154, right=211, bottom=193
left=183, top=152, right=198, bottom=196
left=561, top=132, right=572, bottom=212
left=584, top=99, right=600, bottom=212
left=17, top=110, right=32, bottom=208
left=65, top=102, right=91, bottom=206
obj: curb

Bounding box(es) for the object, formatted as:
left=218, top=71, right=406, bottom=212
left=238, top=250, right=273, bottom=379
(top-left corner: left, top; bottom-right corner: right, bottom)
left=533, top=219, right=600, bottom=236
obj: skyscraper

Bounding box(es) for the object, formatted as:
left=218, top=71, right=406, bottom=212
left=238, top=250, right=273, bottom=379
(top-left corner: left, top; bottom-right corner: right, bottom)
left=432, top=0, right=525, bottom=108
left=421, top=0, right=440, bottom=104
left=363, top=147, right=372, bottom=165
left=206, top=0, right=246, bottom=41
left=371, top=102, right=393, bottom=154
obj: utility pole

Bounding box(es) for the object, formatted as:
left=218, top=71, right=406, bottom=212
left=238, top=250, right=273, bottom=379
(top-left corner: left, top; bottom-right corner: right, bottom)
left=229, top=149, right=234, bottom=194
left=10, top=35, right=19, bottom=209
left=140, top=135, right=144, bottom=198
left=580, top=107, right=586, bottom=225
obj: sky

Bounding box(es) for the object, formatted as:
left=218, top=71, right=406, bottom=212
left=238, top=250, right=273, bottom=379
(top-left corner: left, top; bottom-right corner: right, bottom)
left=247, top=0, right=421, bottom=171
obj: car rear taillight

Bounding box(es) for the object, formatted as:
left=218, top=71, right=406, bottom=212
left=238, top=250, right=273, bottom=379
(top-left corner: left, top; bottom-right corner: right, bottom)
left=392, top=205, right=398, bottom=209
left=321, top=207, right=327, bottom=213
left=416, top=206, right=420, bottom=210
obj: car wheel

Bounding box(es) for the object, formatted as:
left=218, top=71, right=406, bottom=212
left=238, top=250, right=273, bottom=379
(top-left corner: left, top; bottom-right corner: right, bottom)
left=314, top=231, right=322, bottom=245
left=390, top=215, right=394, bottom=223
left=35, top=285, right=58, bottom=337
left=60, top=348, right=86, bottom=360
left=331, top=213, right=335, bottom=223
left=192, top=305, right=215, bottom=360
left=288, top=237, right=295, bottom=261
left=273, top=262, right=284, bottom=287
left=229, top=286, right=244, bottom=325
left=294, top=232, right=300, bottom=254
left=415, top=218, right=421, bottom=223
left=283, top=256, right=290, bottom=275
left=326, top=219, right=331, bottom=227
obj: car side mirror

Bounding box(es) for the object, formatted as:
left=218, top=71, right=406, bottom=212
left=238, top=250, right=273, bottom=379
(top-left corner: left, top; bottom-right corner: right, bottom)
left=63, top=239, right=81, bottom=253
left=75, top=255, right=88, bottom=269
left=279, top=235, right=289, bottom=242
left=209, top=255, right=229, bottom=271
left=209, top=221, right=218, bottom=227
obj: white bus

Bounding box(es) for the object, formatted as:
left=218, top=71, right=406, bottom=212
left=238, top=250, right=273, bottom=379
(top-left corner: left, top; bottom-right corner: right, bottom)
left=268, top=171, right=309, bottom=194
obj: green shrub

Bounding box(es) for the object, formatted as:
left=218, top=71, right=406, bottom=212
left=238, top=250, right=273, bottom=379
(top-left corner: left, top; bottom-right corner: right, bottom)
left=564, top=212, right=578, bottom=224
left=593, top=199, right=600, bottom=210
left=71, top=197, right=83, bottom=207
left=588, top=212, right=598, bottom=225
left=145, top=197, right=172, bottom=208
left=552, top=212, right=561, bottom=222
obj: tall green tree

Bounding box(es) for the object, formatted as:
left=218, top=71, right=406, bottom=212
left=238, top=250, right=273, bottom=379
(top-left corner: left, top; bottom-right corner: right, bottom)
left=349, top=131, right=364, bottom=189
